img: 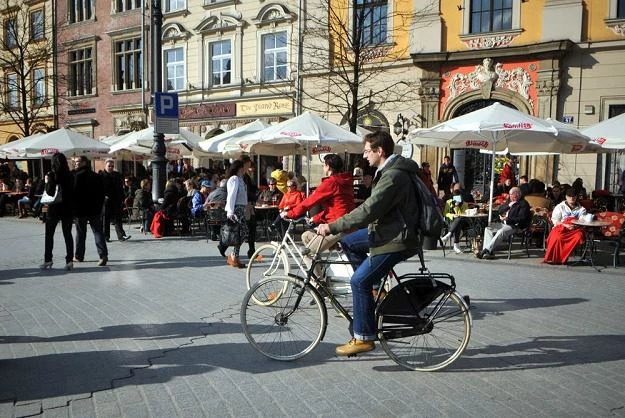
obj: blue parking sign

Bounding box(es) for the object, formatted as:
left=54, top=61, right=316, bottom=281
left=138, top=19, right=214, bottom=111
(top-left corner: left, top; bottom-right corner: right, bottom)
left=155, top=92, right=179, bottom=118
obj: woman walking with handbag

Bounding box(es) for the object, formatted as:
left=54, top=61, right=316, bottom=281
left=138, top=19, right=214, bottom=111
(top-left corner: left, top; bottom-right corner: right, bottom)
left=41, top=152, right=75, bottom=270
left=218, top=160, right=248, bottom=268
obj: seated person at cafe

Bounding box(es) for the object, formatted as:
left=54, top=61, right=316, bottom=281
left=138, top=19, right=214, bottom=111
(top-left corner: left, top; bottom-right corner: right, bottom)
left=477, top=187, right=532, bottom=259
left=519, top=175, right=530, bottom=196
left=354, top=173, right=373, bottom=201
left=161, top=179, right=182, bottom=235
left=547, top=181, right=565, bottom=207
left=134, top=179, right=156, bottom=233
left=441, top=188, right=470, bottom=254
left=523, top=179, right=552, bottom=210
left=283, top=154, right=355, bottom=267
left=258, top=179, right=283, bottom=205
left=572, top=177, right=588, bottom=200
left=543, top=188, right=587, bottom=264
left=186, top=179, right=209, bottom=218
left=493, top=177, right=513, bottom=198
left=278, top=179, right=304, bottom=211
left=271, top=164, right=289, bottom=194
left=205, top=179, right=227, bottom=241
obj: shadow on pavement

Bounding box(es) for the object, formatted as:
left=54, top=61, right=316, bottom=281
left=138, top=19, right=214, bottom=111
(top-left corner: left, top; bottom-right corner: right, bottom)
left=468, top=297, right=589, bottom=320
left=0, top=256, right=234, bottom=282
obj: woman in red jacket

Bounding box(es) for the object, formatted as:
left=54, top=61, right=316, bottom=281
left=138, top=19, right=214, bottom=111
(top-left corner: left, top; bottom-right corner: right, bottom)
left=278, top=179, right=304, bottom=211
left=285, top=154, right=355, bottom=261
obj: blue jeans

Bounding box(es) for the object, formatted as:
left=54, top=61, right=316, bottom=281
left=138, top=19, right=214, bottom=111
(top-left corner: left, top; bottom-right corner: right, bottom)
left=341, top=228, right=407, bottom=341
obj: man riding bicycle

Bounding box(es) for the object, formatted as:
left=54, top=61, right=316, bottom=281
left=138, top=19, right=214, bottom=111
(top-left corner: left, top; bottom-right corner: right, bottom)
left=316, top=131, right=420, bottom=356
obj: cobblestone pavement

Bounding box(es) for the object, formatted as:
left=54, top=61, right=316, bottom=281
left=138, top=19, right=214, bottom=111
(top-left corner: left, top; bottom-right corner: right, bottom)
left=1, top=217, right=624, bottom=417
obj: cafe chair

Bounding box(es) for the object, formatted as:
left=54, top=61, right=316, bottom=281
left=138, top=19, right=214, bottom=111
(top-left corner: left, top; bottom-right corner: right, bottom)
left=506, top=227, right=531, bottom=260
left=592, top=212, right=625, bottom=268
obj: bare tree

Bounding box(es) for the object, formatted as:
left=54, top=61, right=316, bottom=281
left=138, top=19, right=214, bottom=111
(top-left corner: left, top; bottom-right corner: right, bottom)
left=295, top=0, right=437, bottom=132
left=0, top=1, right=57, bottom=138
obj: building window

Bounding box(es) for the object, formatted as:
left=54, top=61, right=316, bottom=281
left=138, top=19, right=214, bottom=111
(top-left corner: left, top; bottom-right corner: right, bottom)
left=619, top=0, right=625, bottom=18
left=5, top=17, right=17, bottom=49
left=116, top=0, right=141, bottom=12
left=470, top=0, right=512, bottom=33
left=30, top=10, right=45, bottom=41
left=33, top=68, right=45, bottom=105
left=210, top=40, right=231, bottom=86
left=261, top=32, right=287, bottom=82
left=69, top=47, right=94, bottom=96
left=165, top=0, right=185, bottom=12
left=164, top=47, right=184, bottom=91
left=114, top=38, right=142, bottom=91
left=6, top=74, right=18, bottom=108
left=69, top=0, right=94, bottom=23
left=353, top=0, right=388, bottom=46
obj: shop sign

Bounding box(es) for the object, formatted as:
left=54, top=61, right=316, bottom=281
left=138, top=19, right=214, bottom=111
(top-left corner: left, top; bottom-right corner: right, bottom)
left=237, top=98, right=293, bottom=117
left=180, top=102, right=235, bottom=120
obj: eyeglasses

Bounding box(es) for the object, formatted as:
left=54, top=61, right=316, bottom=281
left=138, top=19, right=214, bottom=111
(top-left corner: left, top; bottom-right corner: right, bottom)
left=363, top=148, right=374, bottom=155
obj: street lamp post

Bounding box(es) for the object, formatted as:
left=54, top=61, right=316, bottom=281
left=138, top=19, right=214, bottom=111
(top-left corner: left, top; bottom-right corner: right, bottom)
left=393, top=113, right=409, bottom=142
left=150, top=0, right=166, bottom=201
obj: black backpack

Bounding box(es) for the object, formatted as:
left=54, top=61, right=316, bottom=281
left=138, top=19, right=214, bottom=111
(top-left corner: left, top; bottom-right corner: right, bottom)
left=410, top=174, right=444, bottom=239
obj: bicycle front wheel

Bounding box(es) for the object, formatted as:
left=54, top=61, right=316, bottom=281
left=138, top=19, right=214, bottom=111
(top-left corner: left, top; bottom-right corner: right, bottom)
left=246, top=244, right=290, bottom=303
left=377, top=289, right=471, bottom=371
left=241, top=276, right=327, bottom=361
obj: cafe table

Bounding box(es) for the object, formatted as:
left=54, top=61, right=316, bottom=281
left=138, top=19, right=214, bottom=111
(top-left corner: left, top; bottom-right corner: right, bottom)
left=571, top=219, right=612, bottom=270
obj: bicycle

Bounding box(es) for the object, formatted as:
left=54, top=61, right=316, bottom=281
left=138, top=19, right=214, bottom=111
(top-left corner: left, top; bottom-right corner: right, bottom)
left=241, top=236, right=472, bottom=371
left=246, top=218, right=354, bottom=305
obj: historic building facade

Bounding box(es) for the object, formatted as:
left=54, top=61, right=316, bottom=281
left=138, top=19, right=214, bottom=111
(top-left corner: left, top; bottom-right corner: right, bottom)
left=0, top=0, right=55, bottom=145
left=54, top=0, right=299, bottom=142
left=409, top=0, right=625, bottom=192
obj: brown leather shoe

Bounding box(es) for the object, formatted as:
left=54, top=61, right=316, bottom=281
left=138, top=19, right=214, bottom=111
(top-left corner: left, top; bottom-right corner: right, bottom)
left=227, top=255, right=244, bottom=268
left=335, top=338, right=375, bottom=356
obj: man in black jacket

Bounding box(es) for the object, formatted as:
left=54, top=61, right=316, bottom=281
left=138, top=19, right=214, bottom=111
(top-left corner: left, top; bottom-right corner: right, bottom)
left=73, top=156, right=108, bottom=266
left=101, top=159, right=131, bottom=242
left=477, top=187, right=531, bottom=259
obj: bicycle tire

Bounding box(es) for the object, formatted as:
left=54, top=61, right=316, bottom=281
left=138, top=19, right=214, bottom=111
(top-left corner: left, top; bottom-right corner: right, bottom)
left=241, top=276, right=327, bottom=361
left=246, top=243, right=290, bottom=305
left=377, top=282, right=471, bottom=371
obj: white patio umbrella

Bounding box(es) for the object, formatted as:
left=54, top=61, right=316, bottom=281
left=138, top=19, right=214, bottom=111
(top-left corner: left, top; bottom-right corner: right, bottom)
left=199, top=119, right=270, bottom=157
left=109, top=126, right=205, bottom=158
left=234, top=111, right=365, bottom=156
left=0, top=128, right=110, bottom=158
left=407, top=102, right=597, bottom=222
left=581, top=112, right=625, bottom=149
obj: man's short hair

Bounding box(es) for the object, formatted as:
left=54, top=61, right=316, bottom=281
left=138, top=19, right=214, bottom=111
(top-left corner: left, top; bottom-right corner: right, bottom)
left=323, top=154, right=344, bottom=172
left=363, top=131, right=395, bottom=157
left=105, top=158, right=114, bottom=165
left=509, top=187, right=522, bottom=196
left=565, top=188, right=577, bottom=197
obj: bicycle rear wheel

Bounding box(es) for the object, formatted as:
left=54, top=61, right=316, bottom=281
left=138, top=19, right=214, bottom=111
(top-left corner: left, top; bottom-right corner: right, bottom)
left=246, top=244, right=290, bottom=305
left=241, top=276, right=327, bottom=361
left=377, top=285, right=471, bottom=371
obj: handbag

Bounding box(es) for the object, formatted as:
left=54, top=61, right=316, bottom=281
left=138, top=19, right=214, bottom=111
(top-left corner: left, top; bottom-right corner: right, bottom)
left=220, top=219, right=242, bottom=246
left=41, top=184, right=62, bottom=205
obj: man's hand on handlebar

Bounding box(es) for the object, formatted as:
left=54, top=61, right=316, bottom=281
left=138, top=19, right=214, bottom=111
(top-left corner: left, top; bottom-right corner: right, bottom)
left=316, top=223, right=330, bottom=236
left=279, top=210, right=289, bottom=219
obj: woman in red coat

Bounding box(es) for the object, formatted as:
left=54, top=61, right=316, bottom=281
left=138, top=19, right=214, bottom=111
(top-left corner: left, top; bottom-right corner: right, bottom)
left=544, top=188, right=587, bottom=264
left=278, top=179, right=304, bottom=211
left=286, top=154, right=355, bottom=259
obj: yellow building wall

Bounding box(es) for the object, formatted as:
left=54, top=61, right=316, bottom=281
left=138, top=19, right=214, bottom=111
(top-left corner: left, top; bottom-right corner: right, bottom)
left=586, top=0, right=622, bottom=41
left=443, top=0, right=545, bottom=52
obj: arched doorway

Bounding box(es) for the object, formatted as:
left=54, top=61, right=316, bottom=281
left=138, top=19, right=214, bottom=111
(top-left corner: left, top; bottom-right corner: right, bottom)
left=451, top=99, right=518, bottom=194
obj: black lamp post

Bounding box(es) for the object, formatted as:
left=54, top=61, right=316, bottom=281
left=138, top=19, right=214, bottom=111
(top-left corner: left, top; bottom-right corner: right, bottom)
left=393, top=113, right=409, bottom=141
left=150, top=0, right=166, bottom=201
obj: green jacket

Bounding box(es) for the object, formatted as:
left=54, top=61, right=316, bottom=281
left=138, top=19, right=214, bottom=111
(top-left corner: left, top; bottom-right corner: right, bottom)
left=329, top=155, right=420, bottom=257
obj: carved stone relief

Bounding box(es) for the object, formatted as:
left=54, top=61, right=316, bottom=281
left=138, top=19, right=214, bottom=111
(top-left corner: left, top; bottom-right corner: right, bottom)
left=461, top=33, right=519, bottom=50
left=448, top=58, right=534, bottom=111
